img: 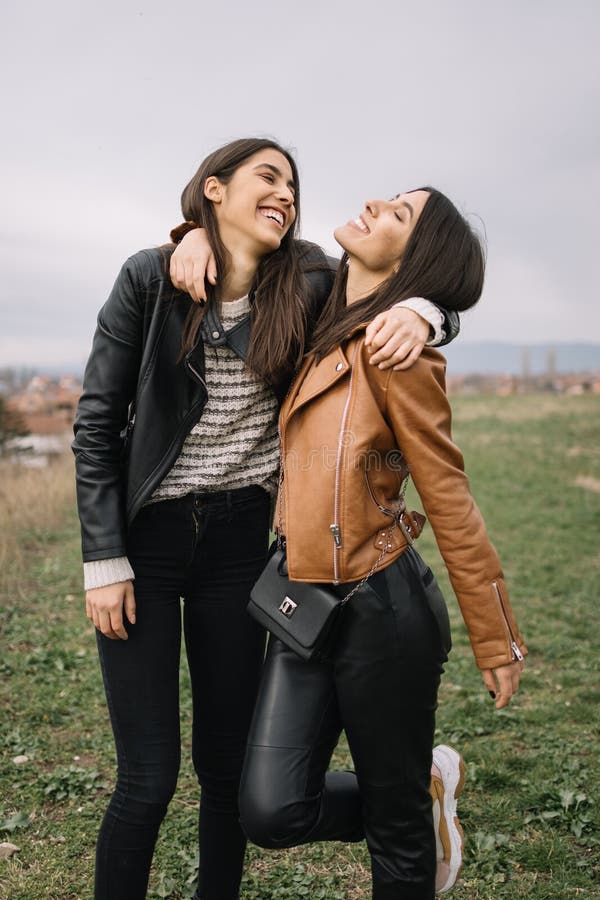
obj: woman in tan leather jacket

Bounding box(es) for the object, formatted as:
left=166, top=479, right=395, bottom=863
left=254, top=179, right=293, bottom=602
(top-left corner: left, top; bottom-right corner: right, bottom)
left=238, top=187, right=526, bottom=899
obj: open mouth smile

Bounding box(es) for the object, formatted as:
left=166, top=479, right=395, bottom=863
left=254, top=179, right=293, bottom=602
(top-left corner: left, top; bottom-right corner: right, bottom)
left=258, top=207, right=285, bottom=228
left=350, top=215, right=370, bottom=234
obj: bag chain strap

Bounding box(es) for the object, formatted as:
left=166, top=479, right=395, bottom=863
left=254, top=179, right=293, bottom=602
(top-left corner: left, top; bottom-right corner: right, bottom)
left=338, top=474, right=408, bottom=604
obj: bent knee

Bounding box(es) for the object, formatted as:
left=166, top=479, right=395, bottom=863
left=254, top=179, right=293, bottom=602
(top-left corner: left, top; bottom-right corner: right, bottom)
left=115, top=764, right=179, bottom=810
left=239, top=790, right=316, bottom=849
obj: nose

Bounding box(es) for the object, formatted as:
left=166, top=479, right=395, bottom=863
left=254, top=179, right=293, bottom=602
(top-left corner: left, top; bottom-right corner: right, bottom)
left=277, top=184, right=295, bottom=207
left=364, top=199, right=380, bottom=216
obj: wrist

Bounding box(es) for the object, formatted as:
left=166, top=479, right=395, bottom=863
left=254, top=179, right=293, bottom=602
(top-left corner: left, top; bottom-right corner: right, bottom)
left=84, top=557, right=135, bottom=591
left=169, top=221, right=199, bottom=245
left=394, top=298, right=445, bottom=345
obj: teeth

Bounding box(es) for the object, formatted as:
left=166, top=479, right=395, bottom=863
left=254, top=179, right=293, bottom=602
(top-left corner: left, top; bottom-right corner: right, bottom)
left=354, top=216, right=369, bottom=233
left=260, top=208, right=284, bottom=226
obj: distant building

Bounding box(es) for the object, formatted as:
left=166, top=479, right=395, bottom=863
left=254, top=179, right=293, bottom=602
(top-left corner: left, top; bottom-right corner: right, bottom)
left=4, top=374, right=82, bottom=464
left=6, top=375, right=82, bottom=434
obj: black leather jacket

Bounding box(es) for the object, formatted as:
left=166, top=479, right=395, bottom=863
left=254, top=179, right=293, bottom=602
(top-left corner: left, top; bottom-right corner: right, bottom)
left=72, top=242, right=459, bottom=562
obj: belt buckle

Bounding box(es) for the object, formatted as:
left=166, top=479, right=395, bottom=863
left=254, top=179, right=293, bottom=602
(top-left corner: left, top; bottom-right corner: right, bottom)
left=398, top=512, right=414, bottom=546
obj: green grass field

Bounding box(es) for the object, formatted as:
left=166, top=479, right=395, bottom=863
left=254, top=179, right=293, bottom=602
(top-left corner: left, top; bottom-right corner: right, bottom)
left=1, top=394, right=599, bottom=899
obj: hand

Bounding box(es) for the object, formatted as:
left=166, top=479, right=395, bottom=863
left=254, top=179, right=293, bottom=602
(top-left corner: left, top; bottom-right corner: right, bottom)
left=170, top=228, right=218, bottom=304
left=364, top=307, right=430, bottom=370
left=86, top=581, right=136, bottom=641
left=481, top=659, right=524, bottom=709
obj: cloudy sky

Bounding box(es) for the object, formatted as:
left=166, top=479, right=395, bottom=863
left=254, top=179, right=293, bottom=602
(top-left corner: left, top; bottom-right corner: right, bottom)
left=1, top=0, right=598, bottom=368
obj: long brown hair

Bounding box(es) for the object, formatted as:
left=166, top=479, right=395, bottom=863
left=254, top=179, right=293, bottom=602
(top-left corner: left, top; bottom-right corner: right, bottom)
left=310, top=187, right=486, bottom=360
left=175, top=138, right=313, bottom=387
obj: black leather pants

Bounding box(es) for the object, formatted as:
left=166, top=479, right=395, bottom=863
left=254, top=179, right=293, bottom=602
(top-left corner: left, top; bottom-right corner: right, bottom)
left=239, top=550, right=448, bottom=899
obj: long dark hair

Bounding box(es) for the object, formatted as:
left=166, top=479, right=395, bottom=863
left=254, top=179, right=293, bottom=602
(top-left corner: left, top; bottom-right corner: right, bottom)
left=310, top=187, right=486, bottom=360
left=174, top=138, right=312, bottom=387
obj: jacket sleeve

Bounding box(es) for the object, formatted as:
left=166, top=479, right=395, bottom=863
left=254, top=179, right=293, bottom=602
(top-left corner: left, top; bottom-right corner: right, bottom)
left=438, top=309, right=460, bottom=346
left=382, top=351, right=526, bottom=670
left=296, top=241, right=337, bottom=320
left=72, top=255, right=145, bottom=562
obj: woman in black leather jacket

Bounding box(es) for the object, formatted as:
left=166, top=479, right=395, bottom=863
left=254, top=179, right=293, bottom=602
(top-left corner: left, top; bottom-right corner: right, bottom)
left=73, top=137, right=457, bottom=900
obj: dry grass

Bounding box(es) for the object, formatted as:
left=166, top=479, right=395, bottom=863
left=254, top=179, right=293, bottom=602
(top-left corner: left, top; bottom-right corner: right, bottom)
left=0, top=453, right=76, bottom=601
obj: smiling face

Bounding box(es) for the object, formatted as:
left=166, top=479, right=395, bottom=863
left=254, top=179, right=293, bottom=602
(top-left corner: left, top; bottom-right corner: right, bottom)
left=204, top=148, right=297, bottom=262
left=334, top=190, right=430, bottom=280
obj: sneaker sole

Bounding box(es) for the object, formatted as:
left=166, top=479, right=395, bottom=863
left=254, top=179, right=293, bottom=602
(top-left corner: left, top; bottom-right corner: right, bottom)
left=433, top=745, right=465, bottom=893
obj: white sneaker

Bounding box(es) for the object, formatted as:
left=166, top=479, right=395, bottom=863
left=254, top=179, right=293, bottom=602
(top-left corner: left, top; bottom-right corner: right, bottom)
left=431, top=744, right=465, bottom=893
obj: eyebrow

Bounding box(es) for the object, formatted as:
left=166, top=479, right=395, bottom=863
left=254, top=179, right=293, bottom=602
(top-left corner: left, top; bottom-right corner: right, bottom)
left=253, top=163, right=296, bottom=195
left=392, top=195, right=414, bottom=220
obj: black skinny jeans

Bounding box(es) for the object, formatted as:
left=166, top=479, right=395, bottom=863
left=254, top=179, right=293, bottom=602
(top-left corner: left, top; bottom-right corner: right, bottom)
left=239, top=549, right=448, bottom=900
left=94, top=487, right=270, bottom=900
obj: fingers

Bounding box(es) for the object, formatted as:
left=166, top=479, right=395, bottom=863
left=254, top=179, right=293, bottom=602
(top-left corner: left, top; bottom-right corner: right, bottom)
left=508, top=659, right=524, bottom=694
left=189, top=262, right=207, bottom=304
left=171, top=257, right=186, bottom=292
left=169, top=254, right=179, bottom=289
left=494, top=667, right=516, bottom=709
left=206, top=252, right=218, bottom=286
left=369, top=334, right=426, bottom=369
left=364, top=313, right=386, bottom=348
left=86, top=582, right=134, bottom=641
left=124, top=582, right=136, bottom=626
left=392, top=342, right=426, bottom=371
left=170, top=247, right=203, bottom=302
left=169, top=230, right=216, bottom=303
left=365, top=317, right=395, bottom=359
left=97, top=608, right=122, bottom=641
left=481, top=662, right=524, bottom=709
left=481, top=668, right=497, bottom=695
left=366, top=309, right=429, bottom=368
left=370, top=334, right=407, bottom=368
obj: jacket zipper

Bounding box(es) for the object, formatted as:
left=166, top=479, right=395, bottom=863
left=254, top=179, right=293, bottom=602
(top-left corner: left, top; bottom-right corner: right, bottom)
left=492, top=580, right=524, bottom=661
left=185, top=359, right=208, bottom=390
left=127, top=359, right=208, bottom=525
left=330, top=357, right=357, bottom=583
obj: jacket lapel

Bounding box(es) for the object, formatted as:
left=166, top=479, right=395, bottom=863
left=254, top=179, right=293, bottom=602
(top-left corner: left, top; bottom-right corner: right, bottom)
left=283, top=345, right=353, bottom=422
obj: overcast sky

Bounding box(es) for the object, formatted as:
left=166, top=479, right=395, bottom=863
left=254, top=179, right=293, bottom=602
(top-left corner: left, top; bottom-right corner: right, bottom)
left=1, top=0, right=598, bottom=368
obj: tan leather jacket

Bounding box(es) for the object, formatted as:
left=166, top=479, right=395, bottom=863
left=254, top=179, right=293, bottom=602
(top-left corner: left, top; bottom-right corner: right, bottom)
left=276, top=332, right=527, bottom=671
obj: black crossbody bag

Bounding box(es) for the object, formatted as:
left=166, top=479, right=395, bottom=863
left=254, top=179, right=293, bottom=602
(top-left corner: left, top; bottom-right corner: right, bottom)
left=248, top=479, right=409, bottom=662
left=248, top=545, right=345, bottom=660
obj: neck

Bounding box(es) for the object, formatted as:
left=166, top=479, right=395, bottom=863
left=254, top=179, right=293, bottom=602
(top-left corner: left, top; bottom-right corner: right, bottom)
left=345, top=258, right=392, bottom=306
left=218, top=251, right=259, bottom=302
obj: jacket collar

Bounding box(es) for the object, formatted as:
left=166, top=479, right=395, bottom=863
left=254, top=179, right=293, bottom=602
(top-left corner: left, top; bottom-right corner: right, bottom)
left=201, top=299, right=252, bottom=360
left=283, top=341, right=358, bottom=421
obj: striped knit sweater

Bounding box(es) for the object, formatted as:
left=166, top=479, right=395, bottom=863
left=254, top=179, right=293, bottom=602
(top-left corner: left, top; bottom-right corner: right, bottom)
left=151, top=295, right=279, bottom=500
left=83, top=295, right=278, bottom=590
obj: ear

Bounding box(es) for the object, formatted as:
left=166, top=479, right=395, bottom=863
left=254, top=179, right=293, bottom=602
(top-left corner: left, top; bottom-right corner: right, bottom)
left=204, top=176, right=223, bottom=204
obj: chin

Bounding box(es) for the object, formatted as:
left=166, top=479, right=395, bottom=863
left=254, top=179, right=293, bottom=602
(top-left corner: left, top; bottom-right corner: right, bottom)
left=333, top=224, right=353, bottom=253
left=257, top=234, right=283, bottom=255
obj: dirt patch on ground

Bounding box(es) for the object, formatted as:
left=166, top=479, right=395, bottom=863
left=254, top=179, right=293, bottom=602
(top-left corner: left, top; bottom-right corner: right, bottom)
left=574, top=475, right=600, bottom=493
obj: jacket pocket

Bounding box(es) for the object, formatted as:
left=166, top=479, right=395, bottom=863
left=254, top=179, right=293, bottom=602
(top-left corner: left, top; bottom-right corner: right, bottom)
left=420, top=566, right=452, bottom=657
left=407, top=551, right=452, bottom=657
